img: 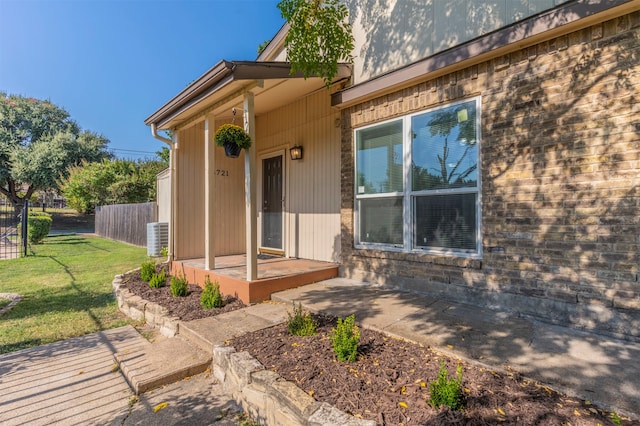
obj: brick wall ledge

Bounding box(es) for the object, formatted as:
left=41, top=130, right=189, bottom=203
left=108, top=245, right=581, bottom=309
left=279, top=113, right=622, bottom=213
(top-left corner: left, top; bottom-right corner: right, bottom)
left=349, top=248, right=483, bottom=269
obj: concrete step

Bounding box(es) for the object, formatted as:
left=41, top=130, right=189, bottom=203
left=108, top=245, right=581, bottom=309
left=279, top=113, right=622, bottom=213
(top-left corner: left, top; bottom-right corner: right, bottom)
left=179, top=302, right=290, bottom=353
left=114, top=334, right=212, bottom=394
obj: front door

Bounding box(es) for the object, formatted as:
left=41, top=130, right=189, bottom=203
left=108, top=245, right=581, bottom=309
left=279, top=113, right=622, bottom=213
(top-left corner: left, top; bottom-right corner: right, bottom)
left=262, top=155, right=283, bottom=250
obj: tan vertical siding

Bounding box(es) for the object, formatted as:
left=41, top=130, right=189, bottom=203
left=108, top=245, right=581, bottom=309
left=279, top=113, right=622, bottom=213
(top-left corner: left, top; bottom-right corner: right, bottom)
left=176, top=125, right=205, bottom=259
left=256, top=89, right=341, bottom=262
left=213, top=119, right=246, bottom=256
left=175, top=122, right=246, bottom=259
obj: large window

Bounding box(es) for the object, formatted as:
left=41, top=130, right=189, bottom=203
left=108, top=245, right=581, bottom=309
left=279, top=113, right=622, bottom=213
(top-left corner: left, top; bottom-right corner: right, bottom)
left=355, top=98, right=481, bottom=256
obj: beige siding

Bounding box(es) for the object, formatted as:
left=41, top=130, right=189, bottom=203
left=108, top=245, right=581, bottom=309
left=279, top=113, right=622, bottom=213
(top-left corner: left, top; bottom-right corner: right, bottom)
left=175, top=122, right=245, bottom=260
left=156, top=169, right=171, bottom=223
left=256, top=89, right=341, bottom=262
left=350, top=0, right=569, bottom=83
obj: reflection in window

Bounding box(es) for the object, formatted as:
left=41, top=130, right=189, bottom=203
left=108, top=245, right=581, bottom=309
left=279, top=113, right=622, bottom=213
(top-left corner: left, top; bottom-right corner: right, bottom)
left=356, top=120, right=403, bottom=194
left=412, top=102, right=477, bottom=191
left=354, top=97, right=481, bottom=256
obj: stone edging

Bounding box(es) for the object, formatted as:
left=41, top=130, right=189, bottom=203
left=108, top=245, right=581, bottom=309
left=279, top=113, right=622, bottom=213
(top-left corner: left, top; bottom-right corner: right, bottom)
left=111, top=272, right=374, bottom=426
left=112, top=270, right=181, bottom=337
left=0, top=293, right=22, bottom=317
left=213, top=346, right=375, bottom=426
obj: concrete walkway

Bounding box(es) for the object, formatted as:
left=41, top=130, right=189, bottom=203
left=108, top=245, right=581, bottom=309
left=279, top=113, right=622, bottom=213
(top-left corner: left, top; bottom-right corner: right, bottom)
left=2, top=277, right=639, bottom=423
left=0, top=327, right=242, bottom=426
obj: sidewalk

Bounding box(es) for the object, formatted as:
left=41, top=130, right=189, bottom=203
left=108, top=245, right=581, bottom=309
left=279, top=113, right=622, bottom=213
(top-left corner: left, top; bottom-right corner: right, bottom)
left=0, top=327, right=242, bottom=426
left=272, top=278, right=640, bottom=420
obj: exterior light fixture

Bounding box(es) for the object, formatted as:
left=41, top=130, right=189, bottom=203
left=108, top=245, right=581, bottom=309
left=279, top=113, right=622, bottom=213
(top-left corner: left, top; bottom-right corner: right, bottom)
left=290, top=145, right=303, bottom=160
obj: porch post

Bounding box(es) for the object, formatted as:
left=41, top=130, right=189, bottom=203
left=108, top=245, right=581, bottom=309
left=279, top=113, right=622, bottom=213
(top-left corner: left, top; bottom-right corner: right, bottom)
left=204, top=113, right=216, bottom=270
left=170, top=132, right=179, bottom=260
left=244, top=92, right=258, bottom=281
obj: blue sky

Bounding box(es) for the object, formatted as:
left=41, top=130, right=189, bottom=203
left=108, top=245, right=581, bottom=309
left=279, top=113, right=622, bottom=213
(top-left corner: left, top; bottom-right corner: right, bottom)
left=0, top=0, right=284, bottom=160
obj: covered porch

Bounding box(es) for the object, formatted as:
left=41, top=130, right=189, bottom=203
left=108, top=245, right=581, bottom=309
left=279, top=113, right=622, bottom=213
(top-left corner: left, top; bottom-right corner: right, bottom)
left=145, top=60, right=350, bottom=303
left=171, top=255, right=338, bottom=305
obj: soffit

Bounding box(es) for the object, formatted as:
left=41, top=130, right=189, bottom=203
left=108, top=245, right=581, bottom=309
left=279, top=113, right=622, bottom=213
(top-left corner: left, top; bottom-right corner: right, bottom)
left=145, top=61, right=351, bottom=130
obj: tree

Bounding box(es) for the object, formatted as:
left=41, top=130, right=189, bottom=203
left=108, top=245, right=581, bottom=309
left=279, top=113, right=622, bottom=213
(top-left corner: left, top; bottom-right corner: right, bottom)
left=0, top=92, right=111, bottom=211
left=156, top=146, right=170, bottom=164
left=61, top=158, right=167, bottom=214
left=278, top=0, right=354, bottom=87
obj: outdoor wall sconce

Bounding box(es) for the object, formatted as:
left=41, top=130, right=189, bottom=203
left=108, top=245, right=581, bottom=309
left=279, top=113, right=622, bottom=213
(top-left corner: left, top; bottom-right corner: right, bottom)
left=290, top=145, right=303, bottom=160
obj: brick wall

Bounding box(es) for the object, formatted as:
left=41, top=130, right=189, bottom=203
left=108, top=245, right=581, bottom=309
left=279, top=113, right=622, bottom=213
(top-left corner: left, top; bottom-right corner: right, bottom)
left=340, top=12, right=640, bottom=339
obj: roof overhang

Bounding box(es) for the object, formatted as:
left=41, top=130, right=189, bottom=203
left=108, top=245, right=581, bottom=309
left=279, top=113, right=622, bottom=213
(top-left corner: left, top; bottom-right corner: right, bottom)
left=332, top=0, right=640, bottom=109
left=145, top=61, right=352, bottom=130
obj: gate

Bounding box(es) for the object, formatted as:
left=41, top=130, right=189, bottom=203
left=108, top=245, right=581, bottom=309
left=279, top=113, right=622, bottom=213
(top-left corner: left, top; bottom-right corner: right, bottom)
left=0, top=198, right=28, bottom=260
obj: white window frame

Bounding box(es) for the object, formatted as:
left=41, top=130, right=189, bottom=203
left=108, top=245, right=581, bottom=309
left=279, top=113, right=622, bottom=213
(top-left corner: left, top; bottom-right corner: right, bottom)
left=354, top=97, right=482, bottom=258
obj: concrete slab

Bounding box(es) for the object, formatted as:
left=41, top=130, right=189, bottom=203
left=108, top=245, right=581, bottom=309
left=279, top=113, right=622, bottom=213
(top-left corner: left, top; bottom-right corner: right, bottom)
left=117, top=372, right=243, bottom=426
left=114, top=335, right=212, bottom=394
left=0, top=327, right=139, bottom=426
left=179, top=302, right=289, bottom=351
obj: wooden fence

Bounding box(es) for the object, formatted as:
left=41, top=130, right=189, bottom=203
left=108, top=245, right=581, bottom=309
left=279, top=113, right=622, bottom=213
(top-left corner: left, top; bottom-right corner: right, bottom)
left=95, top=202, right=156, bottom=247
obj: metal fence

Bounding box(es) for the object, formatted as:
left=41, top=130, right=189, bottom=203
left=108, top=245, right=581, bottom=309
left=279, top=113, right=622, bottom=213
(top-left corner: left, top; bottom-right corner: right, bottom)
left=0, top=200, right=27, bottom=260
left=95, top=202, right=156, bottom=247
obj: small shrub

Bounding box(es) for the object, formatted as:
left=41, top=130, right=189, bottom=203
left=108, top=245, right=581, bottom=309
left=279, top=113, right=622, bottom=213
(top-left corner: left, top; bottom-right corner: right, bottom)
left=160, top=246, right=168, bottom=256
left=331, top=314, right=360, bottom=362
left=170, top=273, right=189, bottom=297
left=27, top=212, right=52, bottom=244
left=287, top=302, right=317, bottom=336
left=140, top=258, right=155, bottom=282
left=148, top=269, right=167, bottom=289
left=428, top=359, right=463, bottom=410
left=200, top=276, right=224, bottom=309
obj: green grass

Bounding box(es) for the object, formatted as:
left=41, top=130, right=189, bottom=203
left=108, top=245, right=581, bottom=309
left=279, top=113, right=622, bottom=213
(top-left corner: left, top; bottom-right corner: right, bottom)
left=0, top=234, right=147, bottom=354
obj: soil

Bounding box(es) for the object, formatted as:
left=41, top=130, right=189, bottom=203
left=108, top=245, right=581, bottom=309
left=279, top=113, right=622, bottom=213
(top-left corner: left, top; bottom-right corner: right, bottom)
left=119, top=265, right=245, bottom=321
left=118, top=272, right=633, bottom=425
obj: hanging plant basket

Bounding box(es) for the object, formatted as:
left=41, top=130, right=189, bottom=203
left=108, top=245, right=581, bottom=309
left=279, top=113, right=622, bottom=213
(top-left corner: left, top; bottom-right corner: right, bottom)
left=215, top=124, right=252, bottom=158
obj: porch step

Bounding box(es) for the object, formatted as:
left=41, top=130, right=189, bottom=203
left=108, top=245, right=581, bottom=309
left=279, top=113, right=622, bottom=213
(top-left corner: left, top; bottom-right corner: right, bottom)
left=179, top=302, right=290, bottom=352
left=114, top=334, right=211, bottom=394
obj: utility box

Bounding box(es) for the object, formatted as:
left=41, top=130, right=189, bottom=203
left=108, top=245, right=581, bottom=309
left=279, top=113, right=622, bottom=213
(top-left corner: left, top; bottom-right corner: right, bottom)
left=147, top=222, right=168, bottom=257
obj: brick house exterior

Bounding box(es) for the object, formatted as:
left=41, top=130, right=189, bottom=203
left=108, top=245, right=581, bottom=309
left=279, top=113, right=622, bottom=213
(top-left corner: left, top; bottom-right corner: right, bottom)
left=337, top=11, right=640, bottom=339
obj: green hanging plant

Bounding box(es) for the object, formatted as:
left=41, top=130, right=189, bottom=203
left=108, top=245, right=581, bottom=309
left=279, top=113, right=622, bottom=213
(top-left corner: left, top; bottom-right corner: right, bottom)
left=278, top=0, right=354, bottom=87
left=214, top=124, right=252, bottom=150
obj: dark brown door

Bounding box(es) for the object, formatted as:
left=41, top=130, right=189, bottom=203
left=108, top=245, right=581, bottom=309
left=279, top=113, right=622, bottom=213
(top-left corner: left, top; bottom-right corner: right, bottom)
left=262, top=155, right=283, bottom=249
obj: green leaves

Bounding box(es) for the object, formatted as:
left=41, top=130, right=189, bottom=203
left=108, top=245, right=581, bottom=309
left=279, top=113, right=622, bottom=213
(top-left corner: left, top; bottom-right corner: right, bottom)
left=60, top=158, right=166, bottom=213
left=278, top=0, right=354, bottom=87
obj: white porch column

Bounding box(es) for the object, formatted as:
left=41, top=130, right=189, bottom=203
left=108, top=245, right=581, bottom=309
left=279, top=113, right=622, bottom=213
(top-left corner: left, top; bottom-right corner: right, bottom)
left=244, top=92, right=258, bottom=281
left=204, top=113, right=216, bottom=270
left=170, top=132, right=179, bottom=260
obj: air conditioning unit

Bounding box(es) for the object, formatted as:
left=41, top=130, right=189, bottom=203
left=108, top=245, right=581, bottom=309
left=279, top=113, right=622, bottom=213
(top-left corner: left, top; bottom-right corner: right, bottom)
left=147, top=222, right=168, bottom=257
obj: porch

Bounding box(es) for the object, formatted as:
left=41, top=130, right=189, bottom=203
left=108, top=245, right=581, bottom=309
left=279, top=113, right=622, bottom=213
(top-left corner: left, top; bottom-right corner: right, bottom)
left=171, top=255, right=339, bottom=305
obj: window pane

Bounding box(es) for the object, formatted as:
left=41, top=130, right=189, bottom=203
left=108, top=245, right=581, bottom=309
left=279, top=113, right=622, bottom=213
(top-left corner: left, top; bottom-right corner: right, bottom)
left=412, top=101, right=478, bottom=191
left=359, top=197, right=403, bottom=245
left=414, top=193, right=477, bottom=250
left=356, top=120, right=403, bottom=194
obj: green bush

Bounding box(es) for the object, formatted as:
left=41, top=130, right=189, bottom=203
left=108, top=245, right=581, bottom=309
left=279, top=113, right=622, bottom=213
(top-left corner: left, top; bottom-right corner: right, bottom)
left=200, top=276, right=224, bottom=309
left=331, top=314, right=360, bottom=362
left=170, top=274, right=189, bottom=297
left=148, top=269, right=167, bottom=289
left=27, top=212, right=52, bottom=244
left=287, top=302, right=317, bottom=336
left=428, top=359, right=464, bottom=410
left=140, top=258, right=155, bottom=282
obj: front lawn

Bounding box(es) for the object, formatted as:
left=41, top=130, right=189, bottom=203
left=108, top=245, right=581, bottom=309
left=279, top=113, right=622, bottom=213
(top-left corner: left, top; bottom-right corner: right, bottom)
left=0, top=234, right=147, bottom=354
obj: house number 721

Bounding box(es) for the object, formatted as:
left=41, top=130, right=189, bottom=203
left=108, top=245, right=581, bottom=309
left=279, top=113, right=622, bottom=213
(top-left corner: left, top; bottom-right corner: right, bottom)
left=216, top=169, right=229, bottom=176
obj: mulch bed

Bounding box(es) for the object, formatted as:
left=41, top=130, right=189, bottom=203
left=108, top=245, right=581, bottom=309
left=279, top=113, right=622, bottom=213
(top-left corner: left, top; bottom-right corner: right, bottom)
left=117, top=269, right=631, bottom=425
left=119, top=265, right=245, bottom=321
